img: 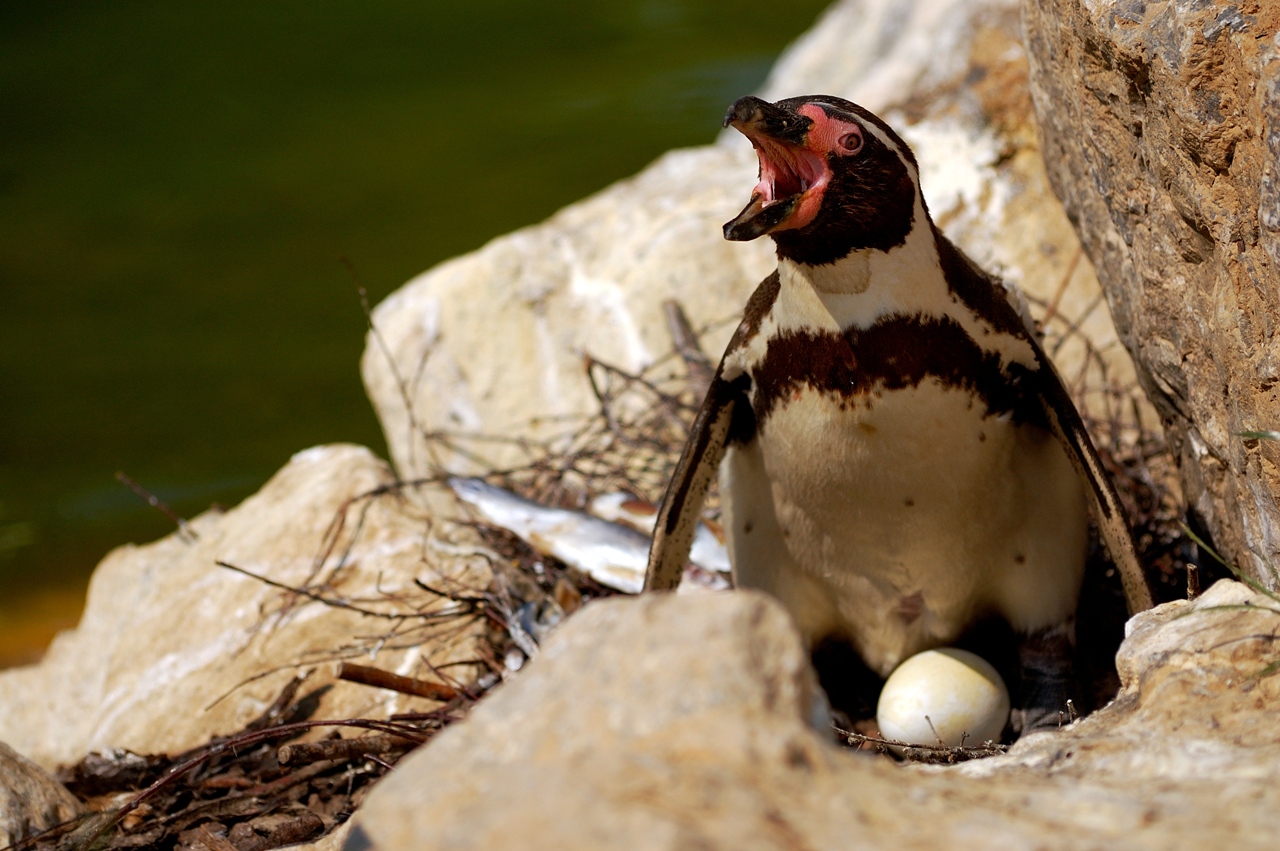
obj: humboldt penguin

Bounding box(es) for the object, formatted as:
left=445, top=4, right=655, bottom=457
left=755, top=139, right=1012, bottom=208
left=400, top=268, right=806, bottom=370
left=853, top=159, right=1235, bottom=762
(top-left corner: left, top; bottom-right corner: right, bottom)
left=645, top=95, right=1153, bottom=733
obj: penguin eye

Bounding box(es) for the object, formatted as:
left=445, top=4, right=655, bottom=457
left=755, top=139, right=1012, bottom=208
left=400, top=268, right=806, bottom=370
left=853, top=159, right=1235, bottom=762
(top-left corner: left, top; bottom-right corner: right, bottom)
left=838, top=130, right=863, bottom=155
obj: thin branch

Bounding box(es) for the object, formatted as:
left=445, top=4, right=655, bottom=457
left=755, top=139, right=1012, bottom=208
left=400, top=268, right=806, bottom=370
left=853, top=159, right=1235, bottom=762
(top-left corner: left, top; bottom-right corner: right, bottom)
left=1039, top=245, right=1083, bottom=327
left=663, top=298, right=714, bottom=400
left=833, top=725, right=1006, bottom=764
left=216, top=561, right=414, bottom=620
left=340, top=255, right=442, bottom=478
left=277, top=733, right=416, bottom=767
left=116, top=471, right=199, bottom=543
left=338, top=662, right=459, bottom=702
left=71, top=717, right=434, bottom=849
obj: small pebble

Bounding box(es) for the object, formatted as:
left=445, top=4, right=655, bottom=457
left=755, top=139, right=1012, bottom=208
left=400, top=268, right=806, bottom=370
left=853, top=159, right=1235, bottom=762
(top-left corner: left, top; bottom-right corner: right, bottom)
left=876, top=648, right=1009, bottom=747
left=503, top=648, right=526, bottom=673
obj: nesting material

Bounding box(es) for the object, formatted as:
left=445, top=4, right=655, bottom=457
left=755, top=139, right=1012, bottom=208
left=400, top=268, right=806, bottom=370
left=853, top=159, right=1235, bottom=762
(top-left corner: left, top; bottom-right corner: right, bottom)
left=450, top=478, right=732, bottom=595
left=876, top=648, right=1009, bottom=747
left=590, top=492, right=731, bottom=574
left=449, top=477, right=653, bottom=593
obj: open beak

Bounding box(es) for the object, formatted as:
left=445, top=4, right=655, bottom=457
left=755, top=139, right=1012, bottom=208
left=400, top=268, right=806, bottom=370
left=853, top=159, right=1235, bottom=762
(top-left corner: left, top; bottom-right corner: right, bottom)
left=722, top=96, right=830, bottom=241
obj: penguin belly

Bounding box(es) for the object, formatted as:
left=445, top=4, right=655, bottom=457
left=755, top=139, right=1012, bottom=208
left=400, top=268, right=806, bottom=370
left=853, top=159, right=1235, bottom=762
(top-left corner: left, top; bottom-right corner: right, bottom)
left=722, top=379, right=1088, bottom=677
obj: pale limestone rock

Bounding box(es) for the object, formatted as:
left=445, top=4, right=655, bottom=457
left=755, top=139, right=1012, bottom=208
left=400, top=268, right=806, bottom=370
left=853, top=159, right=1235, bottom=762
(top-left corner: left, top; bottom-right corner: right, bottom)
left=361, top=0, right=1152, bottom=485
left=0, top=741, right=81, bottom=847
left=361, top=143, right=770, bottom=478
left=0, top=445, right=490, bottom=770
left=347, top=582, right=1280, bottom=850
left=1023, top=0, right=1280, bottom=583
left=960, top=578, right=1280, bottom=782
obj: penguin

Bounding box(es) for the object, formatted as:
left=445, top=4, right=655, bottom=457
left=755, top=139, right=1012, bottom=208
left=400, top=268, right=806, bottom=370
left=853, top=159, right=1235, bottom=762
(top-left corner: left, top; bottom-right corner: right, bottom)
left=645, top=95, right=1153, bottom=733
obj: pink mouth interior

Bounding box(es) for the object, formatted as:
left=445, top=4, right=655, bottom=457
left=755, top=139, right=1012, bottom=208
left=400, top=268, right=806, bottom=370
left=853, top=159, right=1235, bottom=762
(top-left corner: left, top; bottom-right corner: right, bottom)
left=750, top=136, right=830, bottom=207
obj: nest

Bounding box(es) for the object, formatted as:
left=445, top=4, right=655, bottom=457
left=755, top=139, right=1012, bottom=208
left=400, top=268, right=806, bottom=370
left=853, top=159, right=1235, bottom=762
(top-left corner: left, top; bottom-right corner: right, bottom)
left=15, top=282, right=1205, bottom=849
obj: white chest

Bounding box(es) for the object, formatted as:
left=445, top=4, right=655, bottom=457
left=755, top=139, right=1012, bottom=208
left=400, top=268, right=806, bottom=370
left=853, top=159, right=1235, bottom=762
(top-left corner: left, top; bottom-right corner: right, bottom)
left=718, top=256, right=1086, bottom=676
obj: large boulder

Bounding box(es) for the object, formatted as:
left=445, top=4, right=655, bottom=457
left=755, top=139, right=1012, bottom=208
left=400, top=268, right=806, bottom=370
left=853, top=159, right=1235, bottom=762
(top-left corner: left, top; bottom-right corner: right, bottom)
left=346, top=581, right=1280, bottom=849
left=362, top=0, right=1152, bottom=484
left=1023, top=0, right=1280, bottom=582
left=0, top=445, right=489, bottom=770
left=0, top=741, right=81, bottom=847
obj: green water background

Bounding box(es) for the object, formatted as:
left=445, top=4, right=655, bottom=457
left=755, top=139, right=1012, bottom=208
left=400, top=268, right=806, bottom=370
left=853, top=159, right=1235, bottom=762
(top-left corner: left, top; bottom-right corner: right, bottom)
left=0, top=1, right=828, bottom=662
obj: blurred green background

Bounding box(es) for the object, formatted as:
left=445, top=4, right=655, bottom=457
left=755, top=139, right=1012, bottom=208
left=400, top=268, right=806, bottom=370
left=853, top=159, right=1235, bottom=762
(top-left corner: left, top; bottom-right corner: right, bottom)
left=0, top=0, right=828, bottom=665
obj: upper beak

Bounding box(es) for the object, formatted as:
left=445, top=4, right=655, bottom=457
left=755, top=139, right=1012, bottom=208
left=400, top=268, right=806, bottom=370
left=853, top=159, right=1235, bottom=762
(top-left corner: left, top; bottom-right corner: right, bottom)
left=723, top=96, right=811, bottom=145
left=722, top=97, right=817, bottom=241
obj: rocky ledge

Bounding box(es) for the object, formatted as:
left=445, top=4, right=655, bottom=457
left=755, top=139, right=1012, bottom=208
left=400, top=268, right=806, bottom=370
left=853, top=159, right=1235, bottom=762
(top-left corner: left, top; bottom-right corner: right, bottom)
left=2, top=0, right=1278, bottom=849
left=347, top=581, right=1280, bottom=850
left=1024, top=0, right=1280, bottom=581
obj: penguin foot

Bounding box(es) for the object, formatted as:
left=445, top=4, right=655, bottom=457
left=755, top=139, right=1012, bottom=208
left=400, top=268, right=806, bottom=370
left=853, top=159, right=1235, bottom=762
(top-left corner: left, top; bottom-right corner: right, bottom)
left=1011, top=623, right=1078, bottom=737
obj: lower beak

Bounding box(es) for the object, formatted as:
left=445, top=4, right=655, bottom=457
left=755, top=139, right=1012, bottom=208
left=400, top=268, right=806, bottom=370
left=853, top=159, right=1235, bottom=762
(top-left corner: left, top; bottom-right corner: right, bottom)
left=723, top=192, right=799, bottom=241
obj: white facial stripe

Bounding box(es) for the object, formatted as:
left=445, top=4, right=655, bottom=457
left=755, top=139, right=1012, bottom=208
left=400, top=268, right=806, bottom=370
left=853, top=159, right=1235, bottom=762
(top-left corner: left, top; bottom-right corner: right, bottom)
left=803, top=99, right=919, bottom=182
left=857, top=119, right=920, bottom=183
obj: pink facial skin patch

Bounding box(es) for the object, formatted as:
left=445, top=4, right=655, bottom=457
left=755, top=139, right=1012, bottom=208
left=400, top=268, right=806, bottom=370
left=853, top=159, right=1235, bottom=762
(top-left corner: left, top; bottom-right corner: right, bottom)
left=745, top=104, right=864, bottom=234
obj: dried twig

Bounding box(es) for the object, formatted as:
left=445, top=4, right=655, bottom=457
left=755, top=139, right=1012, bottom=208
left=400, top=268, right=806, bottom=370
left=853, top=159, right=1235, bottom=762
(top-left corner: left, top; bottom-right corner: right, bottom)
left=216, top=561, right=416, bottom=621
left=341, top=255, right=444, bottom=479
left=338, top=662, right=458, bottom=702
left=834, top=725, right=1006, bottom=764
left=115, top=471, right=199, bottom=543
left=278, top=734, right=416, bottom=767
left=32, top=715, right=430, bottom=851
left=1038, top=246, right=1083, bottom=327
left=663, top=298, right=715, bottom=400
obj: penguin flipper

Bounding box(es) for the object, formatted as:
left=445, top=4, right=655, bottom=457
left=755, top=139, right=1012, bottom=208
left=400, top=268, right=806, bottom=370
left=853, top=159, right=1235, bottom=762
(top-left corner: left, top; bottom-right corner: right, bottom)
left=645, top=374, right=739, bottom=591
left=1032, top=342, right=1154, bottom=615
left=935, top=235, right=1151, bottom=614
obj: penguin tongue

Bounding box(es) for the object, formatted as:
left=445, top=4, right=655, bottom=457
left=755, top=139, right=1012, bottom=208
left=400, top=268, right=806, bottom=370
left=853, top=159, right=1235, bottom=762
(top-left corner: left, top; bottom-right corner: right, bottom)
left=754, top=137, right=815, bottom=200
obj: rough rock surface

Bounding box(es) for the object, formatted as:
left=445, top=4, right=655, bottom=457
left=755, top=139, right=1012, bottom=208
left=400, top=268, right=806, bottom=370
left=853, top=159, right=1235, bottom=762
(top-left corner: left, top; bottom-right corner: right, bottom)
left=347, top=581, right=1280, bottom=850
left=0, top=445, right=489, bottom=770
left=1023, top=0, right=1280, bottom=582
left=362, top=0, right=1152, bottom=483
left=0, top=741, right=81, bottom=847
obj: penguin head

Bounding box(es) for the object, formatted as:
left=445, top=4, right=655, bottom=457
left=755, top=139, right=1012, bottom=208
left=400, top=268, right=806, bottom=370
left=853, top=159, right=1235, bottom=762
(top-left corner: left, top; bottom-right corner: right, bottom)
left=723, top=95, right=923, bottom=266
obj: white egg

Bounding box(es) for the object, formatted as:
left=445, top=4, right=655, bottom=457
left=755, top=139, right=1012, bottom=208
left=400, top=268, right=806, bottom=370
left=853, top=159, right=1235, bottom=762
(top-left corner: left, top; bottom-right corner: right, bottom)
left=876, top=648, right=1009, bottom=747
